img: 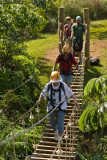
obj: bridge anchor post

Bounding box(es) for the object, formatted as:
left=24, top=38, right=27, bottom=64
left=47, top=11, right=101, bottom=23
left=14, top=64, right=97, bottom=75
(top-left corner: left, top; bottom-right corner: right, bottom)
left=58, top=6, right=64, bottom=54
left=83, top=8, right=90, bottom=68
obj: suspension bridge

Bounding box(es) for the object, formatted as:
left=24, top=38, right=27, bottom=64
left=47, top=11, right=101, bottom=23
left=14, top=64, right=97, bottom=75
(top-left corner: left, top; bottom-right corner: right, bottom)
left=0, top=7, right=90, bottom=160
left=31, top=63, right=84, bottom=160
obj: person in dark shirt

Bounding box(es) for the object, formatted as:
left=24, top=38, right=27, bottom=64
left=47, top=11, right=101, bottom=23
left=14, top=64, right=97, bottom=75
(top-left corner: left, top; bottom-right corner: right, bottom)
left=71, top=16, right=87, bottom=64
left=53, top=45, right=81, bottom=87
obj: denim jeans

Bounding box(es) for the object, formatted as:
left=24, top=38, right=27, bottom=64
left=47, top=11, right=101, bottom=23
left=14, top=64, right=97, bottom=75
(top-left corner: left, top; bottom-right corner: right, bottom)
left=50, top=110, right=65, bottom=134
left=61, top=74, right=72, bottom=85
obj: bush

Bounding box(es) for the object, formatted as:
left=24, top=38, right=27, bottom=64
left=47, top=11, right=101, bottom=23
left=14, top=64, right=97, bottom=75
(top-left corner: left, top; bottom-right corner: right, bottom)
left=0, top=3, right=41, bottom=120
left=63, top=0, right=107, bottom=21
left=79, top=75, right=107, bottom=133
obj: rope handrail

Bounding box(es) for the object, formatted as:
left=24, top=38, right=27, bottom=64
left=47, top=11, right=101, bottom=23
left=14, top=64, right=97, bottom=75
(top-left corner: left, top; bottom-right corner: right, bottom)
left=0, top=103, right=37, bottom=133
left=49, top=74, right=83, bottom=159
left=0, top=25, right=87, bottom=159
left=0, top=81, right=80, bottom=146
left=48, top=31, right=87, bottom=159
left=0, top=31, right=58, bottom=133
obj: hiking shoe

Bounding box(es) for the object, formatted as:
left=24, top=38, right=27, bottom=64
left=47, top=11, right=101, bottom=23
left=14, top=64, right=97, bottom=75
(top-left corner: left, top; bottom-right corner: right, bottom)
left=58, top=136, right=63, bottom=144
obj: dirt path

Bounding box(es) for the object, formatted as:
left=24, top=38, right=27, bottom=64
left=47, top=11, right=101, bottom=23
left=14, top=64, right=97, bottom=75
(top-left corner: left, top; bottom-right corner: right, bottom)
left=45, top=40, right=107, bottom=62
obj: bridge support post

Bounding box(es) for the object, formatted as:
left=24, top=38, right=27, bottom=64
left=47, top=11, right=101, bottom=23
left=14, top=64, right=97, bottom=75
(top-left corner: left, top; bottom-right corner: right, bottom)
left=83, top=8, right=90, bottom=68
left=58, top=6, right=64, bottom=54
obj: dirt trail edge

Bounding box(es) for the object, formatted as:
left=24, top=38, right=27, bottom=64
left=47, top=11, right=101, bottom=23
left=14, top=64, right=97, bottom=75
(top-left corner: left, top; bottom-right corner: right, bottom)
left=45, top=40, right=107, bottom=62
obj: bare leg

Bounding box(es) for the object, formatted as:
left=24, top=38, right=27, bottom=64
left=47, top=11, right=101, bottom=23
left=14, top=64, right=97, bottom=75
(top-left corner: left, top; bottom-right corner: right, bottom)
left=75, top=51, right=82, bottom=63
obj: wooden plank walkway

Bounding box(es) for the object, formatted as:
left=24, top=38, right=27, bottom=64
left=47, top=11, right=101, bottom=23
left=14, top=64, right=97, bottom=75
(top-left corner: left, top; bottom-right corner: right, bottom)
left=31, top=63, right=84, bottom=160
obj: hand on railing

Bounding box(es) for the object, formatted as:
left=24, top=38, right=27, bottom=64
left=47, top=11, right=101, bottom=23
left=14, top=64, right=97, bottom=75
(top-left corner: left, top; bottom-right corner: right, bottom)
left=36, top=100, right=41, bottom=106
left=73, top=99, right=78, bottom=106
left=79, top=70, right=82, bottom=76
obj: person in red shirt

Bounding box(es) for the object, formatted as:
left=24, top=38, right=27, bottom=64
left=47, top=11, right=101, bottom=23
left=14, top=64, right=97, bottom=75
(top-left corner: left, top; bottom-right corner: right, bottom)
left=64, top=17, right=73, bottom=48
left=53, top=45, right=81, bottom=87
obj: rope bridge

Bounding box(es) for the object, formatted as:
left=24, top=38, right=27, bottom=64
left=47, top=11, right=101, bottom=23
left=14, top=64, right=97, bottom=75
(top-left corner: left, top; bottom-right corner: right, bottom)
left=31, top=63, right=84, bottom=160
left=0, top=19, right=87, bottom=160
left=0, top=63, right=85, bottom=160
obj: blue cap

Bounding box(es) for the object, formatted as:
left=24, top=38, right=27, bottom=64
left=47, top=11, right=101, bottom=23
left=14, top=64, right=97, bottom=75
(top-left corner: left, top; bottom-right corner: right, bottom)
left=76, top=16, right=82, bottom=20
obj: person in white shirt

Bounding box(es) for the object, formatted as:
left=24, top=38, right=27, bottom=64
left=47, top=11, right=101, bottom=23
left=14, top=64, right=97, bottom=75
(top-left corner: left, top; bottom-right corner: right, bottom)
left=36, top=71, right=78, bottom=142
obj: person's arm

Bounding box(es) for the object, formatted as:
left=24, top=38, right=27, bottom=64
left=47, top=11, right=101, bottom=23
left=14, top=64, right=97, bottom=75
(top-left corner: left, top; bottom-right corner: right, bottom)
left=76, top=64, right=82, bottom=75
left=84, top=24, right=87, bottom=34
left=64, top=83, right=78, bottom=106
left=71, top=94, right=78, bottom=106
left=71, top=55, right=82, bottom=75
left=36, top=84, right=48, bottom=105
left=36, top=94, right=44, bottom=105
left=52, top=55, right=60, bottom=71
left=70, top=25, right=74, bottom=40
left=52, top=60, right=58, bottom=71
left=70, top=30, right=74, bottom=40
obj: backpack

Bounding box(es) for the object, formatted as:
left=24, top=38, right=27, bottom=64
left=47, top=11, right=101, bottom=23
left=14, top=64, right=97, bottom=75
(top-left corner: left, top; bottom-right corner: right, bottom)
left=64, top=24, right=72, bottom=37
left=90, top=57, right=100, bottom=65
left=47, top=82, right=67, bottom=111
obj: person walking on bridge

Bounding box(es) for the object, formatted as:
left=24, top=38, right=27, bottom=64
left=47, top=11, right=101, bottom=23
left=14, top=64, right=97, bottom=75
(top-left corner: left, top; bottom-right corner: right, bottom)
left=36, top=71, right=78, bottom=142
left=64, top=17, right=73, bottom=48
left=70, top=16, right=87, bottom=64
left=53, top=45, right=81, bottom=87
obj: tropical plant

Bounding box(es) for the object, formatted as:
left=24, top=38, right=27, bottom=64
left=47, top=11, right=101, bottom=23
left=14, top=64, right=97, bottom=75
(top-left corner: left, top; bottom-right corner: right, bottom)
left=78, top=75, right=107, bottom=160
left=79, top=75, right=107, bottom=133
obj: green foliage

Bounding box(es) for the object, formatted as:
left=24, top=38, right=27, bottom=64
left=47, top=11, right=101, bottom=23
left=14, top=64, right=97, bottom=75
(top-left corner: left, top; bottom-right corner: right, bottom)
left=84, top=75, right=107, bottom=98
left=79, top=103, right=107, bottom=133
left=0, top=2, right=42, bottom=121
left=77, top=151, right=87, bottom=160
left=0, top=113, right=47, bottom=159
left=63, top=0, right=107, bottom=21
left=77, top=134, right=107, bottom=160
left=79, top=75, right=107, bottom=133
left=90, top=20, right=107, bottom=40
left=0, top=3, right=47, bottom=40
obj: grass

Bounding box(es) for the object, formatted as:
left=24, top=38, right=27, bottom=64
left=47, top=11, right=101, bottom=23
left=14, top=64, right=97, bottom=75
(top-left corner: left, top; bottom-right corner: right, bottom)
left=25, top=33, right=58, bottom=86
left=25, top=33, right=58, bottom=58
left=90, top=19, right=107, bottom=40
left=25, top=20, right=107, bottom=87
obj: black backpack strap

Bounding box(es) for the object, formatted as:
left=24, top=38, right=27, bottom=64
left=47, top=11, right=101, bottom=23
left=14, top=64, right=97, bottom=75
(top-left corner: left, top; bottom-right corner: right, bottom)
left=47, top=83, right=54, bottom=107
left=59, top=83, right=61, bottom=103
left=47, top=82, right=67, bottom=111
left=60, top=82, right=67, bottom=101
